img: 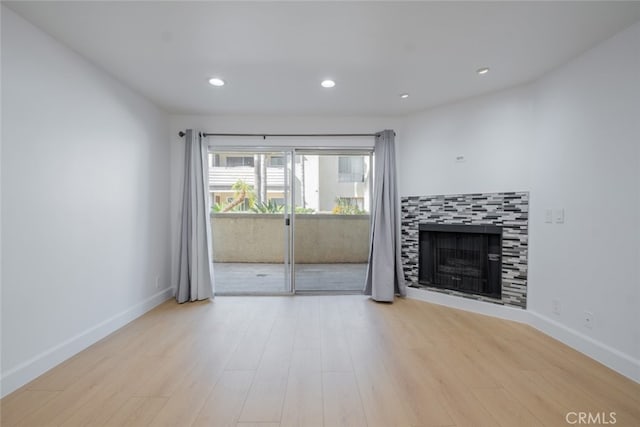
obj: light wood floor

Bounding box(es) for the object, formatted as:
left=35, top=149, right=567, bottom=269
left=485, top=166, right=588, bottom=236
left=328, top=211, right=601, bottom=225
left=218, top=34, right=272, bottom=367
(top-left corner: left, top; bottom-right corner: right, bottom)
left=2, top=296, right=639, bottom=426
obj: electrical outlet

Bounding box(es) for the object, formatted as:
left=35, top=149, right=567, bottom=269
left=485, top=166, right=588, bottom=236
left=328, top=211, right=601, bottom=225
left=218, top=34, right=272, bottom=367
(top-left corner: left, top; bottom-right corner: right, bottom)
left=584, top=311, right=594, bottom=329
left=455, top=155, right=466, bottom=163
left=552, top=299, right=561, bottom=315
left=155, top=276, right=161, bottom=289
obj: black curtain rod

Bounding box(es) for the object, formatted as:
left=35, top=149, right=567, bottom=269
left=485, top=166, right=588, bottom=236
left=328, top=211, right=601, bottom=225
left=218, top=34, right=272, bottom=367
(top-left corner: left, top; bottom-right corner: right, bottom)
left=178, top=131, right=380, bottom=138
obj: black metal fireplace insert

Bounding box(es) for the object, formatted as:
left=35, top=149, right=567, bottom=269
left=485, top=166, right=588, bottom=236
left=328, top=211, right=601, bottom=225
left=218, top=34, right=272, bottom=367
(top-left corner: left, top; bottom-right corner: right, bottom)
left=419, top=223, right=502, bottom=298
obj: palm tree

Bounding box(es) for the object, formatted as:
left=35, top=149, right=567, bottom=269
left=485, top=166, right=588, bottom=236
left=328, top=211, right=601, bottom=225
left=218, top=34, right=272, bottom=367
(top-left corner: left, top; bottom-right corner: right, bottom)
left=222, top=179, right=255, bottom=212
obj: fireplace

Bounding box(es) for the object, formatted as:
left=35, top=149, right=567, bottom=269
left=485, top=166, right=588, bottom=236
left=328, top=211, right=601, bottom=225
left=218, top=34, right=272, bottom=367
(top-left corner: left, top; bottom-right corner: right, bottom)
left=419, top=223, right=502, bottom=299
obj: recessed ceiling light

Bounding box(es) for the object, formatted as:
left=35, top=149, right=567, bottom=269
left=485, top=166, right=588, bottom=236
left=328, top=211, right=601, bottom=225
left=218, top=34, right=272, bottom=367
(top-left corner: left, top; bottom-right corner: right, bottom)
left=400, top=93, right=409, bottom=99
left=476, top=67, right=490, bottom=75
left=321, top=79, right=336, bottom=88
left=208, top=77, right=225, bottom=87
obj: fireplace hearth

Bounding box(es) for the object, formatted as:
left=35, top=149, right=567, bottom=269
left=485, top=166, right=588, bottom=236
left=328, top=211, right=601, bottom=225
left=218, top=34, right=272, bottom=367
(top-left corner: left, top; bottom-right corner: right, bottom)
left=419, top=223, right=502, bottom=299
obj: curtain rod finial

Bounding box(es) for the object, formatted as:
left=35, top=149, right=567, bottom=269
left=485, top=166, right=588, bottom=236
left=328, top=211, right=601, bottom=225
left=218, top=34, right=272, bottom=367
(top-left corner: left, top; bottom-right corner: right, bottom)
left=178, top=131, right=186, bottom=138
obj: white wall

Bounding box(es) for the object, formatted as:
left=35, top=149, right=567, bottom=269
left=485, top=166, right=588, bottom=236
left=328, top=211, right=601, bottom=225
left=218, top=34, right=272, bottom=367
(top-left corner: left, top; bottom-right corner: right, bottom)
left=528, top=21, right=640, bottom=366
left=168, top=115, right=401, bottom=287
left=399, top=21, right=640, bottom=380
left=1, top=7, right=172, bottom=396
left=399, top=85, right=534, bottom=196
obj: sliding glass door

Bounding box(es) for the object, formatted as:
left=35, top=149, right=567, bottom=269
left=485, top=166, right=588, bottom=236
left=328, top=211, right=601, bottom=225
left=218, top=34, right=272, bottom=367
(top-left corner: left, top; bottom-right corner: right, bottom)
left=208, top=147, right=372, bottom=295
left=292, top=150, right=372, bottom=293
left=208, top=149, right=292, bottom=294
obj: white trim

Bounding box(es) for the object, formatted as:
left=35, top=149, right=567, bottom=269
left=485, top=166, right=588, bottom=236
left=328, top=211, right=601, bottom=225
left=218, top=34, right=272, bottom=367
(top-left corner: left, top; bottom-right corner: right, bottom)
left=406, top=287, right=640, bottom=383
left=0, top=288, right=174, bottom=398
left=208, top=145, right=374, bottom=152
left=405, top=287, right=531, bottom=323
left=528, top=311, right=640, bottom=383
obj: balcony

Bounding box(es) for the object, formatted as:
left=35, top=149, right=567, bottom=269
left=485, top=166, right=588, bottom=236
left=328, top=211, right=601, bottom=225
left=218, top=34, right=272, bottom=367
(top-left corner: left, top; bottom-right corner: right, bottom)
left=211, top=213, right=369, bottom=294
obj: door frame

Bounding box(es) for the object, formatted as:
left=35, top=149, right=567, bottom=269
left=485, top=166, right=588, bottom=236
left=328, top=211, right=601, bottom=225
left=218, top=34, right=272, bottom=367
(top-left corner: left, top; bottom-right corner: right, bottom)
left=208, top=144, right=374, bottom=295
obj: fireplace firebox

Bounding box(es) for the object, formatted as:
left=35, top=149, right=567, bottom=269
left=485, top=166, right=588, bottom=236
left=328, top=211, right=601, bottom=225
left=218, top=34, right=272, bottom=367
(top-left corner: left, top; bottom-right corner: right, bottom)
left=419, top=223, right=502, bottom=298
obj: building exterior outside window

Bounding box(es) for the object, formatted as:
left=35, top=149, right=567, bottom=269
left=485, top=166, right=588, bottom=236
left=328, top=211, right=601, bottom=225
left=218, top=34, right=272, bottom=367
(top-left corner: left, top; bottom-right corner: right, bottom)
left=338, top=156, right=365, bottom=182
left=208, top=152, right=370, bottom=214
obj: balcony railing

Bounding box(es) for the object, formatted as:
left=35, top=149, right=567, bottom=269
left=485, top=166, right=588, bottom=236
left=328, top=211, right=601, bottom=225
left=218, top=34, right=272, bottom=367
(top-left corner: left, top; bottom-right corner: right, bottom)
left=211, top=213, right=370, bottom=263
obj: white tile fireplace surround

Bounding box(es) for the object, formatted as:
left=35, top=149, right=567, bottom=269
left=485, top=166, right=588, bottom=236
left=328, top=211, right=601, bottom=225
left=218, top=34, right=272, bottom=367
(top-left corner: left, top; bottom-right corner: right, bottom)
left=401, top=192, right=529, bottom=309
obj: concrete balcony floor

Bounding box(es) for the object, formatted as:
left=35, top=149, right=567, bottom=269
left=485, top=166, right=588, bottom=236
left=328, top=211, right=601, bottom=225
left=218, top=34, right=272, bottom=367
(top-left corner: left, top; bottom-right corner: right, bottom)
left=213, top=262, right=367, bottom=294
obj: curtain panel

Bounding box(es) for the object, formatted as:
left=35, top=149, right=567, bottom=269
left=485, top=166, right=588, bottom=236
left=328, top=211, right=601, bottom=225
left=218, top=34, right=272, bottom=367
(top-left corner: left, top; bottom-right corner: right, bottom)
left=364, top=129, right=407, bottom=302
left=176, top=129, right=214, bottom=303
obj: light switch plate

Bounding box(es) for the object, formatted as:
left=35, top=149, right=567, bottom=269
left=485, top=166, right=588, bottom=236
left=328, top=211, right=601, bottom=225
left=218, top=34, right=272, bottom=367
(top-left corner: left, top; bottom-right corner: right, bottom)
left=545, top=209, right=553, bottom=223
left=554, top=209, right=565, bottom=224
left=584, top=311, right=594, bottom=329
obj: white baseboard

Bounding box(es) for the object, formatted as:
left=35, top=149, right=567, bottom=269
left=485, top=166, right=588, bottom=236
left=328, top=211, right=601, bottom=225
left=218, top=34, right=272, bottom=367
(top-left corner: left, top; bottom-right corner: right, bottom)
left=405, top=287, right=531, bottom=323
left=528, top=311, right=640, bottom=383
left=406, top=287, right=640, bottom=384
left=0, top=287, right=174, bottom=398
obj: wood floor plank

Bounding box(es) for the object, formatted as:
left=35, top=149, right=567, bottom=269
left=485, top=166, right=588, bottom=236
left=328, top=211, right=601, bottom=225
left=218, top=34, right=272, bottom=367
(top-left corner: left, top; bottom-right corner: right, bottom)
left=383, top=362, right=455, bottom=426
left=132, top=354, right=197, bottom=398
left=346, top=330, right=418, bottom=427
left=193, top=370, right=254, bottom=427
left=103, top=397, right=168, bottom=427
left=322, top=371, right=368, bottom=427
left=289, top=347, right=322, bottom=374
left=236, top=423, right=280, bottom=427
left=0, top=390, right=59, bottom=426
left=147, top=334, right=237, bottom=427
left=319, top=299, right=353, bottom=373
left=225, top=309, right=276, bottom=371
left=292, top=306, right=322, bottom=352
left=59, top=354, right=164, bottom=427
left=280, top=313, right=324, bottom=427
left=238, top=318, right=295, bottom=423
left=15, top=356, right=121, bottom=426
left=432, top=339, right=501, bottom=389
left=320, top=325, right=353, bottom=372
left=471, top=387, right=544, bottom=427
left=280, top=372, right=323, bottom=427
left=513, top=330, right=640, bottom=419
left=26, top=352, right=107, bottom=392
left=412, top=341, right=502, bottom=427
left=238, top=372, right=289, bottom=423
left=371, top=301, right=455, bottom=426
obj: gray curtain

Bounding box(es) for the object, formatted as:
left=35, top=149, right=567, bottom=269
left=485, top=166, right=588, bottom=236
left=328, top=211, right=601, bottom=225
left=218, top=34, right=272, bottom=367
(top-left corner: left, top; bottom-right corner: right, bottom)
left=176, top=129, right=214, bottom=303
left=364, top=130, right=407, bottom=302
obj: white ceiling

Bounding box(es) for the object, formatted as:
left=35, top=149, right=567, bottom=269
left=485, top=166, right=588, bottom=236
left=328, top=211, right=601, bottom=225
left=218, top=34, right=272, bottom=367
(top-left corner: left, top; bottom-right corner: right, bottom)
left=6, top=1, right=640, bottom=116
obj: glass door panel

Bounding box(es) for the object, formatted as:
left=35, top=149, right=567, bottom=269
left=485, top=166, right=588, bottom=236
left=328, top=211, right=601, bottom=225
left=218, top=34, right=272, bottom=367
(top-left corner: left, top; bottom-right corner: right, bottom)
left=292, top=151, right=371, bottom=293
left=208, top=149, right=292, bottom=294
